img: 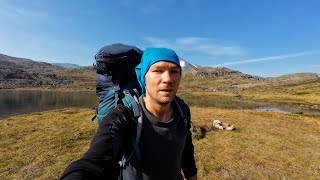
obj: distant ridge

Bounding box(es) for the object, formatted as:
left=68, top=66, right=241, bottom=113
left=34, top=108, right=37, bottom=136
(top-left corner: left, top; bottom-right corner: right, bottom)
left=0, top=52, right=319, bottom=90
left=0, top=53, right=94, bottom=89
left=0, top=53, right=58, bottom=69
left=266, top=72, right=320, bottom=83
left=184, top=66, right=261, bottom=79
left=52, top=63, right=81, bottom=69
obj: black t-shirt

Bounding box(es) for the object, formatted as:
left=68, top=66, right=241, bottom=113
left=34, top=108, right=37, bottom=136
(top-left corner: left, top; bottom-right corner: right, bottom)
left=121, top=97, right=187, bottom=180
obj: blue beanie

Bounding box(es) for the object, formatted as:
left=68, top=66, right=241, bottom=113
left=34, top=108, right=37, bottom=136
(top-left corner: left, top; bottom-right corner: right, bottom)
left=135, top=48, right=181, bottom=96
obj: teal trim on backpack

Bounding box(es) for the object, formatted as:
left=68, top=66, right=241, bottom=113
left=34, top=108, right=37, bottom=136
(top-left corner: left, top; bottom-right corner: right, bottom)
left=122, top=89, right=141, bottom=118
left=97, top=87, right=119, bottom=124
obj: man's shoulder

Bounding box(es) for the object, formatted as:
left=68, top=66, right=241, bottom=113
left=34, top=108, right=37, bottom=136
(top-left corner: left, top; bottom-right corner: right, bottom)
left=101, top=104, right=133, bottom=122
left=174, top=96, right=189, bottom=109
left=174, top=96, right=190, bottom=122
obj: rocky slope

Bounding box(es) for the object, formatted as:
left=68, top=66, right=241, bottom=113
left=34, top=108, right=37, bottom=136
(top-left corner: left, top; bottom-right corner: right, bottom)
left=1, top=53, right=319, bottom=91
left=0, top=54, right=95, bottom=90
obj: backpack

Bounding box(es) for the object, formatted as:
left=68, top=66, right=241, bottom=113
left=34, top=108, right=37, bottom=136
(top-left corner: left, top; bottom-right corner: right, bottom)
left=93, top=43, right=146, bottom=179
left=94, top=43, right=143, bottom=125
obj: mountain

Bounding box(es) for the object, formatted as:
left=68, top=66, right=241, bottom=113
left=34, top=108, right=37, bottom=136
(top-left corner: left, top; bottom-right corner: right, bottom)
left=179, top=58, right=196, bottom=70
left=0, top=54, right=59, bottom=69
left=1, top=53, right=319, bottom=91
left=269, top=72, right=320, bottom=83
left=52, top=63, right=82, bottom=69
left=184, top=66, right=261, bottom=79
left=0, top=53, right=95, bottom=90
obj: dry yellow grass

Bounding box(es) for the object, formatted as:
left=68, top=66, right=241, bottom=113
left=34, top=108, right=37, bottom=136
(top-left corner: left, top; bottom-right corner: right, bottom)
left=0, top=108, right=97, bottom=180
left=191, top=107, right=320, bottom=179
left=0, top=107, right=319, bottom=179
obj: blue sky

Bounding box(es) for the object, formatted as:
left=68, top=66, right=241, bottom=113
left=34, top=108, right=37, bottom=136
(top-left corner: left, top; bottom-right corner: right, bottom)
left=0, top=0, right=319, bottom=77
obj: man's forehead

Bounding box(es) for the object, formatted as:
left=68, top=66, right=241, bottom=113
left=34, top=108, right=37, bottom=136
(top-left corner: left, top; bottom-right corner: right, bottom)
left=150, top=61, right=180, bottom=68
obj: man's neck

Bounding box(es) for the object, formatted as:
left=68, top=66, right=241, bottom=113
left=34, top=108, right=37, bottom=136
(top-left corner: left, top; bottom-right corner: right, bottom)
left=143, top=97, right=174, bottom=123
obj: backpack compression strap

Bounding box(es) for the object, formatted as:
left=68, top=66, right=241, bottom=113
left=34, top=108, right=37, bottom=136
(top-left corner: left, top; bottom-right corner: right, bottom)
left=174, top=98, right=188, bottom=127
left=119, top=89, right=143, bottom=180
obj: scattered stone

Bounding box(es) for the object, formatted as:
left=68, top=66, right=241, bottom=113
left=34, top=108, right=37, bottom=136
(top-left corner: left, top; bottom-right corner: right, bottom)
left=213, top=119, right=236, bottom=131
left=213, top=120, right=222, bottom=128
left=225, top=125, right=236, bottom=131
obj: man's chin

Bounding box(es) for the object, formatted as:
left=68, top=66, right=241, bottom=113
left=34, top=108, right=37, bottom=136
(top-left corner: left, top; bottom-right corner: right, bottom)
left=157, top=96, right=175, bottom=104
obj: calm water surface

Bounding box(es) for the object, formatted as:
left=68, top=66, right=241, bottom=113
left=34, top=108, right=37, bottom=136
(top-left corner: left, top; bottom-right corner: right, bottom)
left=0, top=90, right=319, bottom=120
left=0, top=90, right=98, bottom=120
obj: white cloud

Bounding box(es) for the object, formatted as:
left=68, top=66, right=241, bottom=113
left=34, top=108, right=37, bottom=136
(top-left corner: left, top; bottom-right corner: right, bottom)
left=144, top=37, right=246, bottom=57
left=311, top=65, right=320, bottom=67
left=0, top=0, right=57, bottom=26
left=211, top=51, right=319, bottom=67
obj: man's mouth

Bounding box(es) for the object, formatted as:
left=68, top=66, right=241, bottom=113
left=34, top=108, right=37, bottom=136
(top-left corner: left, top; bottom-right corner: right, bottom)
left=160, top=89, right=173, bottom=92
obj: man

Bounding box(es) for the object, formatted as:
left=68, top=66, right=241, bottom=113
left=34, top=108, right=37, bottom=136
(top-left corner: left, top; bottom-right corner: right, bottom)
left=61, top=48, right=197, bottom=180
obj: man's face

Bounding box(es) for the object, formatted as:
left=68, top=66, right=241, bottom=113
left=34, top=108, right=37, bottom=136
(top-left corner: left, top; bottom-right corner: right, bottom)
left=144, top=61, right=181, bottom=105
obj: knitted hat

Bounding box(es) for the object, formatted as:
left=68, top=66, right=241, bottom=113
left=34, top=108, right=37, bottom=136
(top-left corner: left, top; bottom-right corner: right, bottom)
left=135, top=48, right=181, bottom=96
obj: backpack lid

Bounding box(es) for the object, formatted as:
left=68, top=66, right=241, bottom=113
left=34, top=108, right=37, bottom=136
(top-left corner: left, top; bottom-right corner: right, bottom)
left=95, top=43, right=143, bottom=63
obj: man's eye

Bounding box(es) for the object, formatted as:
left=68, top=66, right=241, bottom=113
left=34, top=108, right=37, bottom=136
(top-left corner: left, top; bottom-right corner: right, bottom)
left=171, top=69, right=180, bottom=74
left=153, top=69, right=162, bottom=73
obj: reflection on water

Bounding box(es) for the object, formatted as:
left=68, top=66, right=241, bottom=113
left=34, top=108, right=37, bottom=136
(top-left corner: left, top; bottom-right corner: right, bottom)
left=0, top=90, right=319, bottom=120
left=178, top=93, right=320, bottom=114
left=0, top=90, right=98, bottom=120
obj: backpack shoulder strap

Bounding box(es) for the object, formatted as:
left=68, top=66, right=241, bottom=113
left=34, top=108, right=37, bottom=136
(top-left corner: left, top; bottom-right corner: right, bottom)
left=119, top=90, right=143, bottom=178
left=121, top=89, right=140, bottom=118
left=174, top=96, right=188, bottom=127
left=121, top=88, right=143, bottom=143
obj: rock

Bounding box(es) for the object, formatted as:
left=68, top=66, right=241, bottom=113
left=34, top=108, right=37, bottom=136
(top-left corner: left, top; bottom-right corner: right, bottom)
left=212, top=119, right=236, bottom=131
left=213, top=120, right=222, bottom=128
left=226, top=125, right=236, bottom=131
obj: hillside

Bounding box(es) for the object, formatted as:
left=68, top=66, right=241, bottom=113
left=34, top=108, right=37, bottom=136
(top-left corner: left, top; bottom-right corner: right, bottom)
left=0, top=54, right=95, bottom=90
left=180, top=67, right=264, bottom=92
left=1, top=53, right=319, bottom=106
left=52, top=63, right=82, bottom=69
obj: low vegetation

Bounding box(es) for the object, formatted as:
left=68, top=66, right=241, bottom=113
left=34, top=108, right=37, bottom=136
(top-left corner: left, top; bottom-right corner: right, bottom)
left=1, top=107, right=319, bottom=179
left=1, top=54, right=319, bottom=179
left=180, top=73, right=320, bottom=106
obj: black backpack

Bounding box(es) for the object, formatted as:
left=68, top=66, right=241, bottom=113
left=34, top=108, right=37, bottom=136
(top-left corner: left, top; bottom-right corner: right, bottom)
left=94, top=43, right=143, bottom=124
left=93, top=43, right=145, bottom=174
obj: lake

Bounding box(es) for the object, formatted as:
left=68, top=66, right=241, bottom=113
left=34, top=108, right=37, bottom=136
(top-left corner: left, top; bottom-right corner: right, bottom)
left=0, top=90, right=98, bottom=120
left=0, top=90, right=319, bottom=120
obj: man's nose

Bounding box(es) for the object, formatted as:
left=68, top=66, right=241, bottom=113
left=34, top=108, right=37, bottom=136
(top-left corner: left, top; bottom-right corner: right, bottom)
left=162, top=71, right=174, bottom=83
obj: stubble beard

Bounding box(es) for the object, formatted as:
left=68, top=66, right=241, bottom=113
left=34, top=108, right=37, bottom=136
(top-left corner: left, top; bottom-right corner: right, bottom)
left=146, top=90, right=176, bottom=105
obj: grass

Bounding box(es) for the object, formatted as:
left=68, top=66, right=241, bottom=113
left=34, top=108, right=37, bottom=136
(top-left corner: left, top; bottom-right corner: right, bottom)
left=192, top=107, right=320, bottom=179
left=239, top=78, right=320, bottom=105
left=1, top=106, right=319, bottom=179
left=0, top=108, right=97, bottom=180
left=180, top=76, right=320, bottom=105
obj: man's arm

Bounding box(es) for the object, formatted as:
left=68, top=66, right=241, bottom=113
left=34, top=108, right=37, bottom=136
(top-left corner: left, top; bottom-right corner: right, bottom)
left=181, top=105, right=198, bottom=179
left=187, top=175, right=197, bottom=180
left=60, top=105, right=131, bottom=180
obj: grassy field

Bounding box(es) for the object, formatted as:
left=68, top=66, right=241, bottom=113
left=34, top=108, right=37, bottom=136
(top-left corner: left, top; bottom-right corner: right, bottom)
left=180, top=76, right=320, bottom=106
left=1, top=106, right=319, bottom=179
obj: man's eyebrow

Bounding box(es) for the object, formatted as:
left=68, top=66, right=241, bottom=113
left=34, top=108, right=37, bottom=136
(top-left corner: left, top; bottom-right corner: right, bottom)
left=151, top=63, right=180, bottom=69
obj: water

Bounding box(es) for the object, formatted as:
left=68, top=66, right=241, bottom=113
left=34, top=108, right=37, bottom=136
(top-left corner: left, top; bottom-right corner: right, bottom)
left=178, top=93, right=320, bottom=114
left=0, top=90, right=319, bottom=120
left=0, top=90, right=98, bottom=120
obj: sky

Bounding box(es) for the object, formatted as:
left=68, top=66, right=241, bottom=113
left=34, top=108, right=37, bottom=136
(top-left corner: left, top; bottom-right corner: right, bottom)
left=0, top=0, right=319, bottom=77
